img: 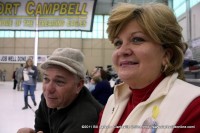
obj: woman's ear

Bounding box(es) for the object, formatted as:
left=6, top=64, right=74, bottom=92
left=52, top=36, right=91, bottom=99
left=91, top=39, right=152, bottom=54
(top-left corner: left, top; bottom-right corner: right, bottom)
left=166, top=48, right=173, bottom=60
left=163, top=48, right=173, bottom=65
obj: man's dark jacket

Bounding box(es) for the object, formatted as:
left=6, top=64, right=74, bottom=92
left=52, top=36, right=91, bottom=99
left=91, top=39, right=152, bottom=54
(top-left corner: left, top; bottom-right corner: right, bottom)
left=34, top=86, right=103, bottom=133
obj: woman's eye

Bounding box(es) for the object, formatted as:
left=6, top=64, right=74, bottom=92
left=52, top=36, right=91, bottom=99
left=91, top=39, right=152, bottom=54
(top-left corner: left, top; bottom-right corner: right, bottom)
left=131, top=37, right=145, bottom=44
left=113, top=40, right=122, bottom=48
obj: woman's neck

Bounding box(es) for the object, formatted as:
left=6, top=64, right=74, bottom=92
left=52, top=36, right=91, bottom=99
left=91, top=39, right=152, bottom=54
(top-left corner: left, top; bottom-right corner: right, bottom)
left=129, top=74, right=165, bottom=104
left=129, top=74, right=164, bottom=89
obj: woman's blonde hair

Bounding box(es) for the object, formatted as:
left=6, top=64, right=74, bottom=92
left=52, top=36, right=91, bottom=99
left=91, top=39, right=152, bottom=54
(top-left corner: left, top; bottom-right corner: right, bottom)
left=107, top=3, right=185, bottom=79
left=25, top=58, right=34, bottom=68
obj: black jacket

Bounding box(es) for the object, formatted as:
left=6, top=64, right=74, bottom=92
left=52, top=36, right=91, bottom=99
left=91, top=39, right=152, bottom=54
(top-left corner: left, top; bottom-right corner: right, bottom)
left=92, top=80, right=112, bottom=105
left=35, top=86, right=103, bottom=133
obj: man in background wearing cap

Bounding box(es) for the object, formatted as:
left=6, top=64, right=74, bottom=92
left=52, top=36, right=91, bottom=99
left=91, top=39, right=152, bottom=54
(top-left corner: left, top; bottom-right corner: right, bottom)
left=17, top=48, right=103, bottom=133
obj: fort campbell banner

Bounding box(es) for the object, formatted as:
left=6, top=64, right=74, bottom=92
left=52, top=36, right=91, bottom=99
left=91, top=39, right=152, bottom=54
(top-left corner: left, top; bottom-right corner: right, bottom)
left=0, top=0, right=97, bottom=31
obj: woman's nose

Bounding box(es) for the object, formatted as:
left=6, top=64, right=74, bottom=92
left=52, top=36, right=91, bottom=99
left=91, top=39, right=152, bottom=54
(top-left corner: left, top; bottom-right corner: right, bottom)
left=117, top=44, right=133, bottom=56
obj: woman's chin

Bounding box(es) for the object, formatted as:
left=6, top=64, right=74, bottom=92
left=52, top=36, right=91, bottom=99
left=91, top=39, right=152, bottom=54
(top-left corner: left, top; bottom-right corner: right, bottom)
left=119, top=72, right=136, bottom=81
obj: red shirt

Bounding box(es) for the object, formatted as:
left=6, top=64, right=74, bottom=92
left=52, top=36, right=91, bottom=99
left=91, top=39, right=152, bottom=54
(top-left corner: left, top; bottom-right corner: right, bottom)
left=94, top=76, right=200, bottom=133
left=173, top=97, right=200, bottom=133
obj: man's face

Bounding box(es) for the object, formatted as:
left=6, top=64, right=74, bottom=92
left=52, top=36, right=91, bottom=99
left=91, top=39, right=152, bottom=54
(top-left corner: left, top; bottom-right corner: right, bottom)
left=42, top=66, right=83, bottom=109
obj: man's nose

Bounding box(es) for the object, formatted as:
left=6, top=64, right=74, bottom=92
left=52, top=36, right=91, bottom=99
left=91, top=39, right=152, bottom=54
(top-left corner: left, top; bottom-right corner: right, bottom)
left=45, top=81, right=56, bottom=93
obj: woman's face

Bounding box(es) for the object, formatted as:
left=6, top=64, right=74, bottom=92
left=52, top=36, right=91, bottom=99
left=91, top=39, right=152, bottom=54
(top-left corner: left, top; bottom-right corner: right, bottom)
left=112, top=20, right=168, bottom=89
left=27, top=59, right=33, bottom=66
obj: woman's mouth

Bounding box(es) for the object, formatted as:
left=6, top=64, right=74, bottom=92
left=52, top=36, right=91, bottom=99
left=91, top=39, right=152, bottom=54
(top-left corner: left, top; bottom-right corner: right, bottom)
left=120, top=61, right=139, bottom=67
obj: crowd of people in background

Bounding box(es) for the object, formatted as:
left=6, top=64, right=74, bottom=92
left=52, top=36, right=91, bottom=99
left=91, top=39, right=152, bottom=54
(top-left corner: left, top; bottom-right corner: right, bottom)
left=5, top=51, right=199, bottom=111
left=1, top=47, right=200, bottom=111
left=2, top=58, right=39, bottom=110
left=12, top=64, right=24, bottom=90
left=85, top=65, right=123, bottom=106
left=2, top=57, right=119, bottom=112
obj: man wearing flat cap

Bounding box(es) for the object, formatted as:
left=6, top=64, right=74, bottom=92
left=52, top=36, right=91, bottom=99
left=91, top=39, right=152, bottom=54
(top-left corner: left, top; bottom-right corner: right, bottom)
left=17, top=48, right=103, bottom=133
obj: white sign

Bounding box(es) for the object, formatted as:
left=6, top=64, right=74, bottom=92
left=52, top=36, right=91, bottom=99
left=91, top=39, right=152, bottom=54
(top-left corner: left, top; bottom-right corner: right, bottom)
left=0, top=0, right=97, bottom=31
left=0, top=55, right=48, bottom=63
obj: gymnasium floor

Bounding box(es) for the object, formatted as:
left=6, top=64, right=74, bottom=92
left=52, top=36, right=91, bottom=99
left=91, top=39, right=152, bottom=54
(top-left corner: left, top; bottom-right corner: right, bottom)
left=0, top=81, right=43, bottom=133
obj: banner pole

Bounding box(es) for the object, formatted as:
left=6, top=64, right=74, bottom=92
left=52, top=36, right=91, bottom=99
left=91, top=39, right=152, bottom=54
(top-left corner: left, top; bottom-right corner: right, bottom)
left=34, top=15, right=39, bottom=66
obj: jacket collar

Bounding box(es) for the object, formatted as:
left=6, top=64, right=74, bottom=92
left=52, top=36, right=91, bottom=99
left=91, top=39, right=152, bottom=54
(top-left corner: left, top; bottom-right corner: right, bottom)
left=113, top=73, right=178, bottom=105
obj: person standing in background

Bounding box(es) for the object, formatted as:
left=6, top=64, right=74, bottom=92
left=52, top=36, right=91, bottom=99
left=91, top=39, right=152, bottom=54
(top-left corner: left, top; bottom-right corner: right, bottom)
left=2, top=69, right=6, bottom=82
left=183, top=43, right=193, bottom=60
left=22, top=58, right=38, bottom=110
left=12, top=68, right=18, bottom=90
left=86, top=67, right=99, bottom=92
left=182, top=42, right=198, bottom=69
left=16, top=64, right=24, bottom=91
left=0, top=69, right=2, bottom=81
left=91, top=67, right=112, bottom=105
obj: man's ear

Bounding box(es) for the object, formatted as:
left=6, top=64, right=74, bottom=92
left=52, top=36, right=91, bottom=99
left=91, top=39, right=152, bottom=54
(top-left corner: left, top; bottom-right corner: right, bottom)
left=76, top=79, right=84, bottom=94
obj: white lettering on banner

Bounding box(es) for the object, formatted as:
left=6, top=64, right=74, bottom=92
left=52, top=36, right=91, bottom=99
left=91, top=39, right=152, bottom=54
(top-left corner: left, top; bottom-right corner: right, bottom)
left=0, top=55, right=48, bottom=63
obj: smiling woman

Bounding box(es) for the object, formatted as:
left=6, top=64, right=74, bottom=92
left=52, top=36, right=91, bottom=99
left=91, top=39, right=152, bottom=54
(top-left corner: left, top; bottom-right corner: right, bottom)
left=95, top=2, right=200, bottom=133
left=111, top=20, right=165, bottom=89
